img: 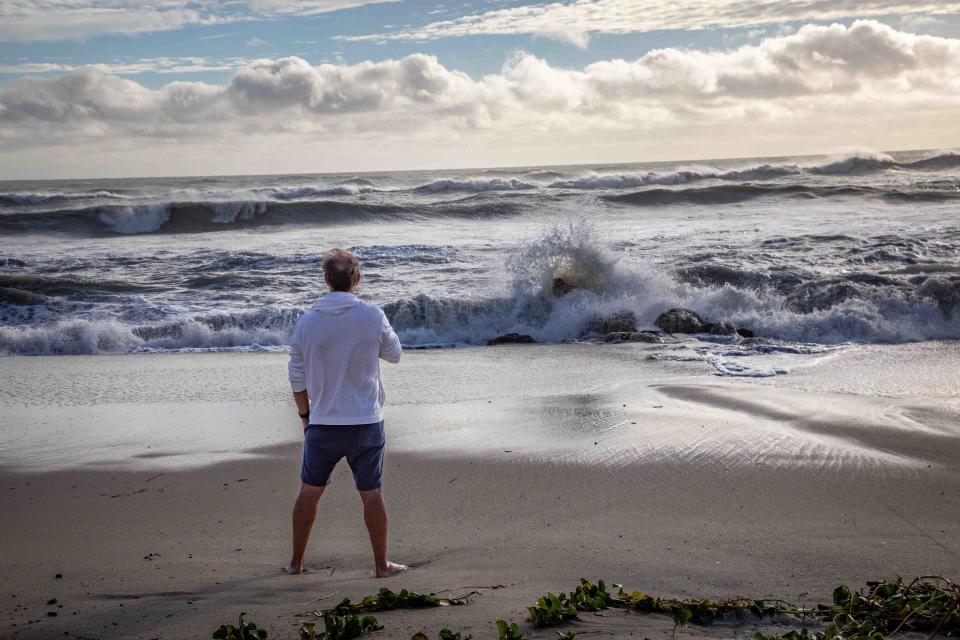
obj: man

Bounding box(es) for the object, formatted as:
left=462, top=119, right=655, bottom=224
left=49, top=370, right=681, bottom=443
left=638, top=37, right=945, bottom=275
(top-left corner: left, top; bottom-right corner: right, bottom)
left=285, top=248, right=406, bottom=578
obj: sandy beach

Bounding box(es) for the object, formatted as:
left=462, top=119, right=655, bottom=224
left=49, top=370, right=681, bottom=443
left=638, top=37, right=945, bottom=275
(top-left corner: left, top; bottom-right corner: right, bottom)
left=4, top=3, right=960, bottom=637
left=2, top=342, right=958, bottom=639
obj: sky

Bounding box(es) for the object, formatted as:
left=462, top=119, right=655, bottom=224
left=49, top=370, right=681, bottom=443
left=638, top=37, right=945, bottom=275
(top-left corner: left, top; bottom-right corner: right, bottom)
left=1, top=1, right=959, bottom=179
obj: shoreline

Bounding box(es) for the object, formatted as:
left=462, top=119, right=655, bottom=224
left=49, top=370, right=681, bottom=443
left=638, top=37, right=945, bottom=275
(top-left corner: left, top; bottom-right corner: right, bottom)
left=1, top=342, right=959, bottom=638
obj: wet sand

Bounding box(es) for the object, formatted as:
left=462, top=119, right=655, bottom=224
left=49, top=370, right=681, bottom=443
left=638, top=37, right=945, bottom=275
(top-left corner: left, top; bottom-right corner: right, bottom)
left=1, top=343, right=959, bottom=639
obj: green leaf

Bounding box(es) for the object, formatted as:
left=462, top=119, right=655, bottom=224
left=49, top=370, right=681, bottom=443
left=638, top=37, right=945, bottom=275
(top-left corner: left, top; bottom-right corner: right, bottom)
left=832, top=585, right=851, bottom=606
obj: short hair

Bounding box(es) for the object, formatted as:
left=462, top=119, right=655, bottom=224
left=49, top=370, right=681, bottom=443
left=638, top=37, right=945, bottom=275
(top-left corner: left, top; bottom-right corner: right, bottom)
left=322, top=248, right=360, bottom=292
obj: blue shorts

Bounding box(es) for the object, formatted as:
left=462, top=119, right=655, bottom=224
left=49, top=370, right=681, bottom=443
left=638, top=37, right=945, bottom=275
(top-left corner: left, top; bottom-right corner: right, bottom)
left=301, top=421, right=385, bottom=491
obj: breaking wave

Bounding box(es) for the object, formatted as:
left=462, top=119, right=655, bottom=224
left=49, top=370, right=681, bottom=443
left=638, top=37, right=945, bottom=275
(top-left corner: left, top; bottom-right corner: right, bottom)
left=0, top=200, right=413, bottom=235
left=415, top=177, right=538, bottom=192
left=3, top=223, right=959, bottom=355
left=0, top=190, right=125, bottom=207
left=546, top=152, right=905, bottom=189
left=406, top=151, right=960, bottom=194
left=0, top=307, right=301, bottom=356
left=380, top=224, right=960, bottom=347
left=4, top=183, right=957, bottom=236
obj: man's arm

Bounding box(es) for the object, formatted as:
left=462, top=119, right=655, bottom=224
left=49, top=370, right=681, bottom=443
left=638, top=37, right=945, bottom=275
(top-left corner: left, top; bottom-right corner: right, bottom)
left=378, top=312, right=402, bottom=364
left=288, top=321, right=310, bottom=426
left=292, top=390, right=310, bottom=428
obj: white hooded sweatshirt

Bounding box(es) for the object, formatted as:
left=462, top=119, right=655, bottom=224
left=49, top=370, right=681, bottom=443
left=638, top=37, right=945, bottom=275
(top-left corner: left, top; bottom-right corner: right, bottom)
left=288, top=291, right=402, bottom=425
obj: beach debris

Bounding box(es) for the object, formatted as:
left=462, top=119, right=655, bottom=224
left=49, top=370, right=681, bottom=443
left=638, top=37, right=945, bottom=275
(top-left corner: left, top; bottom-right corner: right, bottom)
left=213, top=612, right=268, bottom=640
left=215, top=577, right=958, bottom=640
left=299, top=613, right=381, bottom=640
left=303, top=587, right=474, bottom=619
left=496, top=619, right=524, bottom=640
left=528, top=592, right=579, bottom=628
left=517, top=576, right=960, bottom=639
left=486, top=333, right=537, bottom=345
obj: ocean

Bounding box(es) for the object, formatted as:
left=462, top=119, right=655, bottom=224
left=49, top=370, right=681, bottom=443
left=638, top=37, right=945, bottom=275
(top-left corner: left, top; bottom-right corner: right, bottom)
left=1, top=149, right=958, bottom=377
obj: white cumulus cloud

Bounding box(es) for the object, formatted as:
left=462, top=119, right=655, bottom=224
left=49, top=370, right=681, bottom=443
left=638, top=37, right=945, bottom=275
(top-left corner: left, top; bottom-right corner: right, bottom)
left=1, top=20, right=959, bottom=177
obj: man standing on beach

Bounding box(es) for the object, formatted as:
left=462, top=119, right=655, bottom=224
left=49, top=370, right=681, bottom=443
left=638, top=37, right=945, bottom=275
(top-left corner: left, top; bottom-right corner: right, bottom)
left=285, top=248, right=406, bottom=578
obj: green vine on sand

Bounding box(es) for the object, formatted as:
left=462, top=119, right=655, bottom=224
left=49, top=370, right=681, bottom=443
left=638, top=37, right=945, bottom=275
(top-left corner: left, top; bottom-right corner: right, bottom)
left=299, top=613, right=382, bottom=640
left=213, top=576, right=959, bottom=640
left=515, top=576, right=959, bottom=640
left=305, top=587, right=475, bottom=618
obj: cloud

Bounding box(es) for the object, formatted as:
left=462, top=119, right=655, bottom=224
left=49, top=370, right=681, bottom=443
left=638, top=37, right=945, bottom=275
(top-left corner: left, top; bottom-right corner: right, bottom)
left=2, top=20, right=960, bottom=176
left=245, top=36, right=269, bottom=47
left=898, top=14, right=948, bottom=30
left=0, top=57, right=254, bottom=75
left=0, top=1, right=398, bottom=42
left=341, top=0, right=960, bottom=44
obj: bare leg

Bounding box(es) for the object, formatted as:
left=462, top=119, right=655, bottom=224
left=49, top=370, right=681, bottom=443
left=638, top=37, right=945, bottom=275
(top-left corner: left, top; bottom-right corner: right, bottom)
left=359, top=488, right=407, bottom=578
left=286, top=483, right=325, bottom=574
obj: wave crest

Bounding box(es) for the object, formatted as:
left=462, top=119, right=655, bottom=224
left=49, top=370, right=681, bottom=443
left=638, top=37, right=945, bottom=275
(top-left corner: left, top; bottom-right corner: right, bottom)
left=416, top=177, right=538, bottom=192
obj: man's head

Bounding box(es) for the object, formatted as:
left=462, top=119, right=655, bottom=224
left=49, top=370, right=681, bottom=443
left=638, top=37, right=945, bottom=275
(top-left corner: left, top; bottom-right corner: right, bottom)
left=322, top=248, right=361, bottom=293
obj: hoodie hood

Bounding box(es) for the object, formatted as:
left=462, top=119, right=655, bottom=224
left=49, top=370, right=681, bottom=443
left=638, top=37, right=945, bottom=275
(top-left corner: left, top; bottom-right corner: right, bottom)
left=310, top=291, right=362, bottom=316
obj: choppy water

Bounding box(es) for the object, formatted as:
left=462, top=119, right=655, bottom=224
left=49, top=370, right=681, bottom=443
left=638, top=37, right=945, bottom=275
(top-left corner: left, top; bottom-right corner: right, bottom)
left=1, top=149, right=958, bottom=376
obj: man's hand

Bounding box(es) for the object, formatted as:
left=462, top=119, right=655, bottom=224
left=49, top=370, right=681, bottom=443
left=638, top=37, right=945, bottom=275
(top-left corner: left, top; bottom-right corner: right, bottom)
left=301, top=417, right=309, bottom=430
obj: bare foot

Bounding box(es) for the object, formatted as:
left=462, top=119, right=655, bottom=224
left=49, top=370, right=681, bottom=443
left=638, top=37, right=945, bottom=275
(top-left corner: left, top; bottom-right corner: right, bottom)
left=282, top=564, right=306, bottom=575
left=375, top=562, right=407, bottom=578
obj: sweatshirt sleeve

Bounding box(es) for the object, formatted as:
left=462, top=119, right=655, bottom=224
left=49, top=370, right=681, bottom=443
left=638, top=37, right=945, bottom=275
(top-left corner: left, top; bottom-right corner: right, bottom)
left=288, top=319, right=308, bottom=392
left=378, top=310, right=402, bottom=364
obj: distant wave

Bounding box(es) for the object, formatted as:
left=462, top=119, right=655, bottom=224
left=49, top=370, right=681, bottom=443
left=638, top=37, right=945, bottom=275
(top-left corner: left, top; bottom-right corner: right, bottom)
left=0, top=196, right=536, bottom=235
left=547, top=152, right=899, bottom=190
left=2, top=182, right=956, bottom=235
left=603, top=184, right=876, bottom=206
left=0, top=190, right=125, bottom=206
left=900, top=151, right=960, bottom=170
left=539, top=152, right=960, bottom=189
left=0, top=273, right=161, bottom=297
left=414, top=177, right=538, bottom=192
left=253, top=184, right=375, bottom=199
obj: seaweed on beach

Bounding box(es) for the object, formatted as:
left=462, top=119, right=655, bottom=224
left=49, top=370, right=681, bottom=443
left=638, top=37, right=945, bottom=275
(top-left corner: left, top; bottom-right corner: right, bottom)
left=316, top=587, right=474, bottom=617
left=756, top=576, right=960, bottom=640
left=213, top=612, right=269, bottom=640
left=298, top=613, right=381, bottom=640
left=495, top=619, right=524, bottom=640
left=215, top=576, right=958, bottom=640
left=519, top=576, right=959, bottom=638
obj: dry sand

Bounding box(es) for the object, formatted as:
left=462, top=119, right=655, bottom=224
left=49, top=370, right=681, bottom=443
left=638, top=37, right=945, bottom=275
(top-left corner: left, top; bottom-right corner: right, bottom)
left=1, top=342, right=959, bottom=639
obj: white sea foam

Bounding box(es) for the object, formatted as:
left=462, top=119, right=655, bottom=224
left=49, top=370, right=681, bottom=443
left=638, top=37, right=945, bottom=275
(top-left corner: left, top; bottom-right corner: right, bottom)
left=0, top=190, right=125, bottom=205
left=0, top=317, right=291, bottom=355
left=210, top=201, right=269, bottom=223
left=549, top=169, right=717, bottom=189
left=97, top=204, right=171, bottom=234
left=419, top=177, right=538, bottom=191
left=256, top=184, right=374, bottom=199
